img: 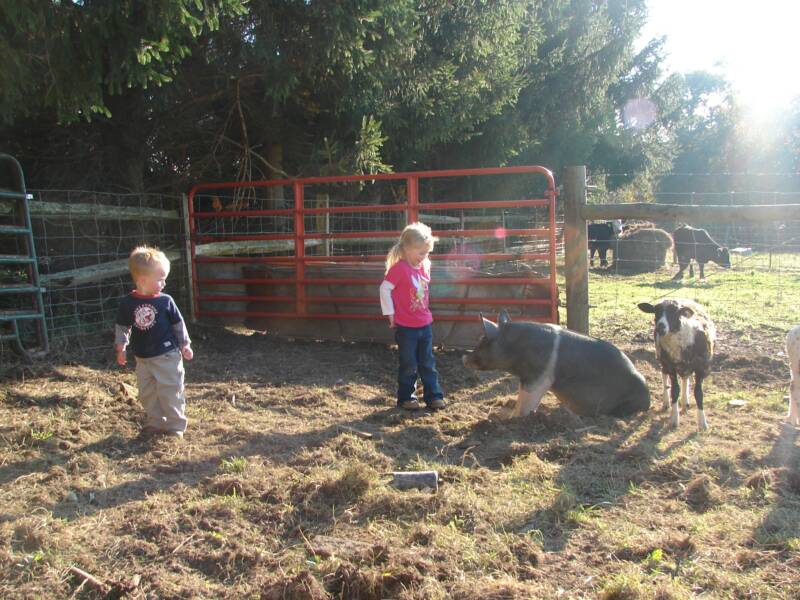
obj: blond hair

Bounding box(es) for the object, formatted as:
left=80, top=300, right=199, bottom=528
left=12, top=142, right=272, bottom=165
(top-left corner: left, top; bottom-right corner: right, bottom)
left=129, top=245, right=170, bottom=279
left=385, top=222, right=438, bottom=274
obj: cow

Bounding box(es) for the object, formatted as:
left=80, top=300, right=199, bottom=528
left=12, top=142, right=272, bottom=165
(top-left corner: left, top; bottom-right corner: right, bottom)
left=638, top=299, right=716, bottom=431
left=672, top=225, right=730, bottom=280
left=588, top=220, right=623, bottom=267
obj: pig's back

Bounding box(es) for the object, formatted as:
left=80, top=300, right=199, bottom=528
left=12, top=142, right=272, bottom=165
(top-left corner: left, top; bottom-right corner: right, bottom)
left=552, top=328, right=650, bottom=416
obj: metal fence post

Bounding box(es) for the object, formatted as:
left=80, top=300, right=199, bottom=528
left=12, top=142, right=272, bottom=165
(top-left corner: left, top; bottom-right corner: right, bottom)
left=294, top=181, right=306, bottom=315
left=563, top=165, right=589, bottom=334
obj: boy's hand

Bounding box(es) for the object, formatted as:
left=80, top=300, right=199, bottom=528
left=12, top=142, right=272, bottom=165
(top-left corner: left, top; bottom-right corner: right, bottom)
left=387, top=314, right=395, bottom=328
left=115, top=345, right=127, bottom=366
left=181, top=345, right=194, bottom=360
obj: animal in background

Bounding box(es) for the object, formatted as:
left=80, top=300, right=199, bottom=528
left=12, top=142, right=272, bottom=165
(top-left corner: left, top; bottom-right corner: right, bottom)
left=786, top=326, right=800, bottom=426
left=588, top=220, right=623, bottom=267
left=672, top=225, right=730, bottom=280
left=638, top=299, right=716, bottom=431
left=462, top=310, right=650, bottom=419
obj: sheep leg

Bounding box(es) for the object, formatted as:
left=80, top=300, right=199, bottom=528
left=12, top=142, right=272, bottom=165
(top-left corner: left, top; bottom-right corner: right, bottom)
left=661, top=372, right=671, bottom=411
left=669, top=372, right=681, bottom=428
left=694, top=373, right=709, bottom=431
left=698, top=262, right=705, bottom=279
left=680, top=375, right=691, bottom=411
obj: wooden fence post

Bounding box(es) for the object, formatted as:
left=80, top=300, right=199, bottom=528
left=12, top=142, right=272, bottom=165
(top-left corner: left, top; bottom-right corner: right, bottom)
left=180, top=193, right=197, bottom=324
left=563, top=166, right=589, bottom=335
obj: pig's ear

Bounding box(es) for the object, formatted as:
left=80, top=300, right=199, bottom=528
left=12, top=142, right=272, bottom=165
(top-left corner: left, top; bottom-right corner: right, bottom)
left=638, top=302, right=655, bottom=314
left=498, top=309, right=511, bottom=327
left=481, top=315, right=499, bottom=339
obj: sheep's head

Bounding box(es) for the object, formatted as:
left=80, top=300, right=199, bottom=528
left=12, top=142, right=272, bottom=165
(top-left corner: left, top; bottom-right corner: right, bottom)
left=638, top=300, right=694, bottom=337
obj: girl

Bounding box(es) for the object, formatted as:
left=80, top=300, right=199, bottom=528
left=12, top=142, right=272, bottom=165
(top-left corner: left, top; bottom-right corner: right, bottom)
left=379, top=222, right=445, bottom=410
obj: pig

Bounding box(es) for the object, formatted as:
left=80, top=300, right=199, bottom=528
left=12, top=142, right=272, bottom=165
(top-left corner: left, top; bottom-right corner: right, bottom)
left=462, top=310, right=650, bottom=418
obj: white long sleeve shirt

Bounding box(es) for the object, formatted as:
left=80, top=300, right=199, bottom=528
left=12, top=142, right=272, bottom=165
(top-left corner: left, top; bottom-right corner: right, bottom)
left=379, top=280, right=395, bottom=315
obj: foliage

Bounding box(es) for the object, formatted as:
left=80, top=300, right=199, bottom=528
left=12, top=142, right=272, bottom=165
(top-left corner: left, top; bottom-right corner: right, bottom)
left=2, top=0, right=796, bottom=194
left=0, top=0, right=247, bottom=124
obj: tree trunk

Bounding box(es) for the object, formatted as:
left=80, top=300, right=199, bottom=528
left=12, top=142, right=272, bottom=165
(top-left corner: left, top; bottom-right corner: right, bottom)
left=100, top=89, right=148, bottom=192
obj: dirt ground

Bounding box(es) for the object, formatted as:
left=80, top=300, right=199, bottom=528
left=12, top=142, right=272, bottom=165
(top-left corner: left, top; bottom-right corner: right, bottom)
left=1, top=318, right=799, bottom=599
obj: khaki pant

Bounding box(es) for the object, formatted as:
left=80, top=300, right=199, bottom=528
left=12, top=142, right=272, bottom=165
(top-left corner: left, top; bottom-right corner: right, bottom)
left=135, top=349, right=187, bottom=433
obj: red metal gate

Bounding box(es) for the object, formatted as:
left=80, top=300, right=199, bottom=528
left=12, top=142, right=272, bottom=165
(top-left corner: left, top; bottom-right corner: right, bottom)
left=187, top=166, right=558, bottom=343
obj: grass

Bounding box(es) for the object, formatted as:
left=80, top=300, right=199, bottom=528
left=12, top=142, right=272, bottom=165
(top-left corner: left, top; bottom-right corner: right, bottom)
left=219, top=455, right=248, bottom=475
left=0, top=251, right=799, bottom=598
left=586, top=251, right=800, bottom=345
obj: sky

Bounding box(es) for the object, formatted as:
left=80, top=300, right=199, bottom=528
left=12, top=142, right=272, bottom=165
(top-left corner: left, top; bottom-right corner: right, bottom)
left=639, top=0, right=800, bottom=116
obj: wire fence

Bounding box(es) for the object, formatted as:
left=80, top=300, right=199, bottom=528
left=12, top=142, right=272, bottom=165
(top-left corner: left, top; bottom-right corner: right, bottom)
left=585, top=172, right=800, bottom=344
left=189, top=172, right=562, bottom=341
left=191, top=174, right=564, bottom=267
left=0, top=190, right=187, bottom=365
left=6, top=169, right=799, bottom=365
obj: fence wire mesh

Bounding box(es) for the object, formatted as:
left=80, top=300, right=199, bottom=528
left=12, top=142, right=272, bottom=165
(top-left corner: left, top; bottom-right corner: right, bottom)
left=0, top=190, right=187, bottom=364
left=585, top=172, right=800, bottom=347
left=190, top=173, right=564, bottom=268
left=13, top=168, right=800, bottom=364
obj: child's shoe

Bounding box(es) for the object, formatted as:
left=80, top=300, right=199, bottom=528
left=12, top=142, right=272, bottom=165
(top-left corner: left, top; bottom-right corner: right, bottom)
left=427, top=398, right=446, bottom=410
left=398, top=399, right=421, bottom=410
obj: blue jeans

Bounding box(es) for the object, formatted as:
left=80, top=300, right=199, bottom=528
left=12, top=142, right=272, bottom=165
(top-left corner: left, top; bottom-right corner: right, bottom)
left=394, top=324, right=444, bottom=405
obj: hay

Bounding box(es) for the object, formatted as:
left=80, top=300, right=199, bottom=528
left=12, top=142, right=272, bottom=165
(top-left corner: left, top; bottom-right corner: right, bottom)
left=682, top=474, right=720, bottom=511
left=260, top=571, right=330, bottom=600
left=613, top=227, right=672, bottom=273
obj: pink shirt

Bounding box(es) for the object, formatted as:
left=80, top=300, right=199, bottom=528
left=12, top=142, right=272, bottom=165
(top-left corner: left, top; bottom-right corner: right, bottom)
left=383, top=259, right=433, bottom=327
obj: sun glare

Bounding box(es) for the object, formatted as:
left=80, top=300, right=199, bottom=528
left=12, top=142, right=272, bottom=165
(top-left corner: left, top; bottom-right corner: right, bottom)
left=641, top=0, right=800, bottom=118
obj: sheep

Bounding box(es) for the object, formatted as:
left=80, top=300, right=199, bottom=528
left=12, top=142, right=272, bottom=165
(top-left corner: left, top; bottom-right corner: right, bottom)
left=638, top=299, right=716, bottom=431
left=786, top=326, right=800, bottom=426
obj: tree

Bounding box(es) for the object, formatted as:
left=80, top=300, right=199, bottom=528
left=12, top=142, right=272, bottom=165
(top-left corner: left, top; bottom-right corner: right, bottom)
left=0, top=0, right=246, bottom=124
left=0, top=0, right=246, bottom=191
left=1, top=0, right=680, bottom=195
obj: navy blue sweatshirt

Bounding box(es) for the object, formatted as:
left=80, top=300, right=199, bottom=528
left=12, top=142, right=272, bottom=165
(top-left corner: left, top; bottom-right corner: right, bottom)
left=115, top=292, right=190, bottom=358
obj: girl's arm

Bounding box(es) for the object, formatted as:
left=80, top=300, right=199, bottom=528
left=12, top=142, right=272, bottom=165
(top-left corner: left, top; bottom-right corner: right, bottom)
left=379, top=280, right=396, bottom=328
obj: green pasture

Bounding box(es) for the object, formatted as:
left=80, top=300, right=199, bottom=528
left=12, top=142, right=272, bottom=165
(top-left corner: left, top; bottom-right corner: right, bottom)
left=581, top=252, right=800, bottom=346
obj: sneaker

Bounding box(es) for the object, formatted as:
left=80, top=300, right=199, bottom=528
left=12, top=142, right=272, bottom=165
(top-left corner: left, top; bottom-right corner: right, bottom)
left=426, top=398, right=446, bottom=410
left=398, top=399, right=421, bottom=410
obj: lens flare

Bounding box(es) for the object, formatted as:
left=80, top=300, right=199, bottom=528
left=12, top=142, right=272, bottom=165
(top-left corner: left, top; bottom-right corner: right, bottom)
left=623, top=97, right=657, bottom=130
left=494, top=227, right=507, bottom=239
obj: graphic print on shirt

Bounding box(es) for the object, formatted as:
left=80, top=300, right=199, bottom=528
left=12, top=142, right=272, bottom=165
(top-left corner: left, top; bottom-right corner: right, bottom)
left=134, top=304, right=158, bottom=331
left=409, top=273, right=428, bottom=312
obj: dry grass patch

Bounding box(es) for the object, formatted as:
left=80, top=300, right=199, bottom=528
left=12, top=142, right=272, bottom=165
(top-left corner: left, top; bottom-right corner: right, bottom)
left=682, top=474, right=722, bottom=511
left=1, top=317, right=800, bottom=597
